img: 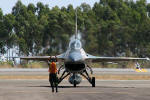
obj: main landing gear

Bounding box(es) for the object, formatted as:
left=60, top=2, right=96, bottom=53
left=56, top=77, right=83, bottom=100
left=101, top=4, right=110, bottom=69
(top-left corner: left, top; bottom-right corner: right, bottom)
left=91, top=77, right=95, bottom=87
left=57, top=64, right=95, bottom=87
left=80, top=69, right=95, bottom=87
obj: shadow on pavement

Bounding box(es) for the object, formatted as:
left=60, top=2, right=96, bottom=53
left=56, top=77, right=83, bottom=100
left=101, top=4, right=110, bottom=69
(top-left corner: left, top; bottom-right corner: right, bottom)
left=26, top=85, right=135, bottom=88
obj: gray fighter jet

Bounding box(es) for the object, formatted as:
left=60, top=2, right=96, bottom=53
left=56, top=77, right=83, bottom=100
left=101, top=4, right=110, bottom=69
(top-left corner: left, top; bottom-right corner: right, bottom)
left=21, top=11, right=149, bottom=87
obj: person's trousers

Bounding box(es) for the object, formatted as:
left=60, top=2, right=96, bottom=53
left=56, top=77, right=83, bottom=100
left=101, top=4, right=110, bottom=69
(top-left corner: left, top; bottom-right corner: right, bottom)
left=49, top=73, right=58, bottom=92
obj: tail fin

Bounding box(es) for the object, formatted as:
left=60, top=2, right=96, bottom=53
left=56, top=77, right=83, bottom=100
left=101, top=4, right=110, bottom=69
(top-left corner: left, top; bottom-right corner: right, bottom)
left=75, top=9, right=77, bottom=39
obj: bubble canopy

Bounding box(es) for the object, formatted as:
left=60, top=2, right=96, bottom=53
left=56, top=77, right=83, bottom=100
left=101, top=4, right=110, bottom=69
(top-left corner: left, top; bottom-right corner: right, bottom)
left=69, top=39, right=82, bottom=50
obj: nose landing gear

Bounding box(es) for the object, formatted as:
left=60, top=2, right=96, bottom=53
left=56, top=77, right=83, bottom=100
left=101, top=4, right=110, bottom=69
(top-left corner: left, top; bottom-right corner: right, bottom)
left=73, top=80, right=77, bottom=87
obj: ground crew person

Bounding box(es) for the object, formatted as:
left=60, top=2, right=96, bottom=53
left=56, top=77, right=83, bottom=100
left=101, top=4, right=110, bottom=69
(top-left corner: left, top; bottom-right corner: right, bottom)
left=135, top=62, right=141, bottom=70
left=48, top=59, right=58, bottom=92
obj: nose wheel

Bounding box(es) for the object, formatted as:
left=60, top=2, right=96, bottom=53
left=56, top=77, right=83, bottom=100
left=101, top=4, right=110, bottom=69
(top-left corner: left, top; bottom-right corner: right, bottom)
left=73, top=80, right=77, bottom=87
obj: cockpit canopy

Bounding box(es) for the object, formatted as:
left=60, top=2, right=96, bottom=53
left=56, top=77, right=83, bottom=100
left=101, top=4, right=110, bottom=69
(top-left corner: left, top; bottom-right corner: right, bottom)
left=69, top=39, right=82, bottom=50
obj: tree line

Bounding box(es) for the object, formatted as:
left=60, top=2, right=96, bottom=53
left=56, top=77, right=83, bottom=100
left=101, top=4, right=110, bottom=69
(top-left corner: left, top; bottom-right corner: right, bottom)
left=0, top=0, right=150, bottom=58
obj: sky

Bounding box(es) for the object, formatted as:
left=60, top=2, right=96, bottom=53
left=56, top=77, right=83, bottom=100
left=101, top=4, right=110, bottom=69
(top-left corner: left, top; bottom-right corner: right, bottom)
left=0, top=0, right=100, bottom=15
left=1, top=0, right=150, bottom=15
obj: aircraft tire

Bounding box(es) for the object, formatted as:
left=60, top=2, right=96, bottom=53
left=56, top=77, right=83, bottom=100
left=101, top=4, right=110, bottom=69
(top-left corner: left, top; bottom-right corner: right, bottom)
left=73, top=80, right=76, bottom=87
left=92, top=77, right=95, bottom=87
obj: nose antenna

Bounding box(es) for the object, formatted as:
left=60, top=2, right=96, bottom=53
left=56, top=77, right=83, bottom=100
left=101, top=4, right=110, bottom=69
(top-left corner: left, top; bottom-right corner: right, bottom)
left=75, top=9, right=77, bottom=39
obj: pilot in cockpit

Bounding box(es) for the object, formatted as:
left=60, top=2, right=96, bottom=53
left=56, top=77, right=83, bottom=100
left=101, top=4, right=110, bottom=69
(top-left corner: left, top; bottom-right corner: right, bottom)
left=69, top=40, right=82, bottom=50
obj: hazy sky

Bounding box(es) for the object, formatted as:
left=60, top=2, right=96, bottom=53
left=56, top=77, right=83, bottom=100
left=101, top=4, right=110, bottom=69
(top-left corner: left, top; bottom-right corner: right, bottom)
left=0, top=0, right=100, bottom=14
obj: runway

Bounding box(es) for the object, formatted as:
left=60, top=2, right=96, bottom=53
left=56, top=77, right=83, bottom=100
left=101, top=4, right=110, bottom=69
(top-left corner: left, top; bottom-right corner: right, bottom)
left=0, top=80, right=150, bottom=100
left=0, top=68, right=150, bottom=100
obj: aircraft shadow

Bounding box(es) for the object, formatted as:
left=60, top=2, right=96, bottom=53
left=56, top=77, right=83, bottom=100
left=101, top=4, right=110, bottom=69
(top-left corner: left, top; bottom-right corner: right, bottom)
left=27, top=85, right=91, bottom=88
left=26, top=85, right=135, bottom=88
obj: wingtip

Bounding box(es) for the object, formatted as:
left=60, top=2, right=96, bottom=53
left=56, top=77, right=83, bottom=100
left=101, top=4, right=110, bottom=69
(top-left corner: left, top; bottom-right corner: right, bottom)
left=146, top=57, right=150, bottom=61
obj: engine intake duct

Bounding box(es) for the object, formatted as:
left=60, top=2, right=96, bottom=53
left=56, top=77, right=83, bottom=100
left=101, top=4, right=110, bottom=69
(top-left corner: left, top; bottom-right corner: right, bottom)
left=65, top=63, right=85, bottom=72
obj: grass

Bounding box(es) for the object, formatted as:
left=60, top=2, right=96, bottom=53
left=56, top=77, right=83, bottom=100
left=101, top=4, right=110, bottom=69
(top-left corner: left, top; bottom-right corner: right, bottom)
left=24, top=62, right=48, bottom=68
left=0, top=61, right=14, bottom=68
left=0, top=64, right=12, bottom=68
left=0, top=61, right=149, bottom=68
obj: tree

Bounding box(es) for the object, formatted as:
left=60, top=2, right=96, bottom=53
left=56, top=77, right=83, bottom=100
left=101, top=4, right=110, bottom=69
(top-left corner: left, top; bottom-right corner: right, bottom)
left=0, top=0, right=150, bottom=59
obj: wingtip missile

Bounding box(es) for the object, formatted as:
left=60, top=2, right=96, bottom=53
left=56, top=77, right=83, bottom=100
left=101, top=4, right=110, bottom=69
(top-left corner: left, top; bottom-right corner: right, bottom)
left=146, top=57, right=150, bottom=61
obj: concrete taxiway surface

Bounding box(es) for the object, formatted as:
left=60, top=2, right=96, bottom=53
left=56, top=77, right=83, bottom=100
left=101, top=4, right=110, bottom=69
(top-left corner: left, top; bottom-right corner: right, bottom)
left=0, top=68, right=150, bottom=100
left=0, top=80, right=150, bottom=100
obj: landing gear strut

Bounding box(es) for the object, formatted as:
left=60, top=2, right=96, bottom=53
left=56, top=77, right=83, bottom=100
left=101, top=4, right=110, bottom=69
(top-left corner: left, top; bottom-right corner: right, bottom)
left=91, top=77, right=95, bottom=87
left=73, top=80, right=76, bottom=87
left=80, top=68, right=95, bottom=87
left=58, top=70, right=70, bottom=84
left=72, top=73, right=77, bottom=87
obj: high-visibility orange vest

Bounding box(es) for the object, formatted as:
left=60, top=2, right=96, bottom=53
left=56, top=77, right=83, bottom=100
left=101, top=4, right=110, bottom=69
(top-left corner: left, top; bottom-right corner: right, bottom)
left=49, top=62, right=57, bottom=73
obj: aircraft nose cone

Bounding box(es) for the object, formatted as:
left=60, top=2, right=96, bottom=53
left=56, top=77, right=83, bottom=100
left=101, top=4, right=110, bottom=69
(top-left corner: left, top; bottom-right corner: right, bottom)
left=69, top=52, right=82, bottom=62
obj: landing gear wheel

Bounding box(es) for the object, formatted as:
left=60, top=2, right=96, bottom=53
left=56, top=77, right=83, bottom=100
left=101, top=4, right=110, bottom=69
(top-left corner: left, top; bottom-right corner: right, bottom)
left=73, top=80, right=76, bottom=87
left=92, top=77, right=95, bottom=87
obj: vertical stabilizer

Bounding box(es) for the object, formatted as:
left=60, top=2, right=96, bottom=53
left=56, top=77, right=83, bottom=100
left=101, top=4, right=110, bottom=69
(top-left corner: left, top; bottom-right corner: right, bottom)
left=75, top=9, right=78, bottom=39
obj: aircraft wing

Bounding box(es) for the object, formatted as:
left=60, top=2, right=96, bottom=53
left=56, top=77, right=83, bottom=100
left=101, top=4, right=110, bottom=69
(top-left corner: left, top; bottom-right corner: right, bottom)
left=20, top=53, right=65, bottom=62
left=85, top=54, right=149, bottom=62
left=21, top=56, right=50, bottom=61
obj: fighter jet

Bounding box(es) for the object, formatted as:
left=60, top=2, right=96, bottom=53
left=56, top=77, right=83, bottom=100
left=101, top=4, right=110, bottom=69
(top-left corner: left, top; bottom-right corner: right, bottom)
left=21, top=11, right=149, bottom=87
